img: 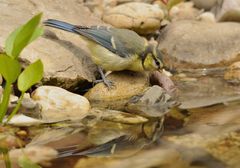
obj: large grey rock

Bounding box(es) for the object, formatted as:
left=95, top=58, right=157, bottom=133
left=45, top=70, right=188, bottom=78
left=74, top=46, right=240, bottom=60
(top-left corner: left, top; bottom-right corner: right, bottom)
left=158, top=21, right=240, bottom=70
left=0, top=0, right=105, bottom=89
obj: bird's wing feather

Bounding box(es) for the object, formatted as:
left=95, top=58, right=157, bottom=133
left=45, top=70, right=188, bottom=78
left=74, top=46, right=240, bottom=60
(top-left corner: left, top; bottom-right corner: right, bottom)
left=73, top=26, right=146, bottom=58
left=43, top=19, right=146, bottom=58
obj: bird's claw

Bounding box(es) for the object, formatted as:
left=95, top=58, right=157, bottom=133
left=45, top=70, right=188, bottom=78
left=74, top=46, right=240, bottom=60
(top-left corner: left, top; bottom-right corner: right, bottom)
left=93, top=79, right=115, bottom=89
left=95, top=66, right=115, bottom=89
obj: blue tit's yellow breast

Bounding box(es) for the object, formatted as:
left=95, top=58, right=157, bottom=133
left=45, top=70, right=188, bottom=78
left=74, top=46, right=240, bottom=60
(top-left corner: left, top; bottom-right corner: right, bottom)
left=87, top=41, right=144, bottom=72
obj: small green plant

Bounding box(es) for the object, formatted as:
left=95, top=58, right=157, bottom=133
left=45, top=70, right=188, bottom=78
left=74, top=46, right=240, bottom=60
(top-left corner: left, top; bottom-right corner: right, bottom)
left=0, top=13, right=44, bottom=123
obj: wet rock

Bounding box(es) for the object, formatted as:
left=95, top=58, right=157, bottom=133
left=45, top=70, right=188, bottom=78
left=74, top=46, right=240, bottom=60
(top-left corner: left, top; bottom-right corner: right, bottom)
left=206, top=131, right=240, bottom=168
left=6, top=114, right=44, bottom=126
left=0, top=0, right=105, bottom=90
left=126, top=85, right=178, bottom=118
left=87, top=120, right=145, bottom=145
left=214, top=0, right=240, bottom=22
left=169, top=2, right=201, bottom=22
left=158, top=21, right=240, bottom=70
left=165, top=131, right=240, bottom=168
left=149, top=71, right=176, bottom=96
left=55, top=118, right=164, bottom=158
left=84, top=71, right=149, bottom=110
left=90, top=108, right=149, bottom=124
left=74, top=148, right=187, bottom=168
left=32, top=86, right=90, bottom=121
left=192, top=0, right=217, bottom=10
left=185, top=103, right=240, bottom=135
left=224, top=61, right=240, bottom=84
left=83, top=119, right=164, bottom=155
left=0, top=130, right=24, bottom=149
left=9, top=146, right=58, bottom=167
left=176, top=76, right=240, bottom=109
left=102, top=2, right=164, bottom=34
left=13, top=94, right=41, bottom=119
left=28, top=127, right=84, bottom=147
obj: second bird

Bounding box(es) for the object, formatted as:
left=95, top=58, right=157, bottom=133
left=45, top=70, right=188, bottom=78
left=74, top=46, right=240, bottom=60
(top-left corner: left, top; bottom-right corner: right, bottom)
left=43, top=19, right=164, bottom=87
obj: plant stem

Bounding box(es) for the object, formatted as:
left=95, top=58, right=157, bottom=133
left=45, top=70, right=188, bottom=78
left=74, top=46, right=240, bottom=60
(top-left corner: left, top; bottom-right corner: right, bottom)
left=0, top=82, right=12, bottom=123
left=0, top=147, right=12, bottom=168
left=3, top=149, right=11, bottom=168
left=7, top=92, right=24, bottom=122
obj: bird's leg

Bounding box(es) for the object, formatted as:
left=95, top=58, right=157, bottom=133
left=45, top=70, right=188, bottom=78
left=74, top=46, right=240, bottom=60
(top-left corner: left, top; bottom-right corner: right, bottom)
left=94, top=66, right=114, bottom=89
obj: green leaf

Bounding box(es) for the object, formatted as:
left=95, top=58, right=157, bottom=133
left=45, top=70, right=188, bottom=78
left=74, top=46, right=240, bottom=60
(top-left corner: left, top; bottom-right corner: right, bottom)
left=18, top=59, right=43, bottom=92
left=29, top=27, right=44, bottom=43
left=167, top=0, right=183, bottom=10
left=18, top=156, right=41, bottom=168
left=0, top=54, right=21, bottom=83
left=5, top=13, right=43, bottom=59
left=5, top=26, right=22, bottom=57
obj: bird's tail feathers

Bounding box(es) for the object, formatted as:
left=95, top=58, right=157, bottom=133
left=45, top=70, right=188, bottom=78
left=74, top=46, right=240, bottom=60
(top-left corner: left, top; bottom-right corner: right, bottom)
left=43, top=19, right=76, bottom=33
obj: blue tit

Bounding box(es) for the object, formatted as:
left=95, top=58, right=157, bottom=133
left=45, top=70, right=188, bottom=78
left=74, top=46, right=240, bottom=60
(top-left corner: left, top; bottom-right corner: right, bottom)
left=43, top=19, right=164, bottom=88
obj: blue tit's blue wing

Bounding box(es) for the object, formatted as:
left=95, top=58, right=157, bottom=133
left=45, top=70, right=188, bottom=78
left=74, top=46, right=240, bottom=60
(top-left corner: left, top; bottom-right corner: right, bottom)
left=44, top=19, right=146, bottom=58
left=73, top=26, right=146, bottom=58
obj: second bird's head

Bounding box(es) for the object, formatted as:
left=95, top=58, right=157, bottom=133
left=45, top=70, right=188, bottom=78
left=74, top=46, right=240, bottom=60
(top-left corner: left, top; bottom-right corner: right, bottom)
left=141, top=44, right=164, bottom=71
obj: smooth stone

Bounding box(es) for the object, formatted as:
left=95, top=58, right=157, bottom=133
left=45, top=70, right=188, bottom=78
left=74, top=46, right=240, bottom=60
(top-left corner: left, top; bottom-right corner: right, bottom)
left=84, top=0, right=117, bottom=17
left=32, top=86, right=90, bottom=121
left=214, top=0, right=240, bottom=22
left=224, top=61, right=240, bottom=84
left=197, top=12, right=216, bottom=23
left=0, top=0, right=105, bottom=90
left=8, top=94, right=41, bottom=119
left=169, top=2, right=201, bottom=22
left=102, top=2, right=164, bottom=34
left=5, top=114, right=44, bottom=126
left=192, top=0, right=217, bottom=10
left=84, top=71, right=149, bottom=110
left=158, top=21, right=240, bottom=70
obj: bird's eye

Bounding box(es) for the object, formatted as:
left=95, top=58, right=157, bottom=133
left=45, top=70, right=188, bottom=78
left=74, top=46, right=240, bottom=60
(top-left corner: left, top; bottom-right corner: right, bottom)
left=152, top=59, right=160, bottom=68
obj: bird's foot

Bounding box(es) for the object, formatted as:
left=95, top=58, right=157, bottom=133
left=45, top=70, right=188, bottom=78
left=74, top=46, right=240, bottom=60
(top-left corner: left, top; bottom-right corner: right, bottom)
left=95, top=66, right=115, bottom=89
left=93, top=78, right=115, bottom=89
